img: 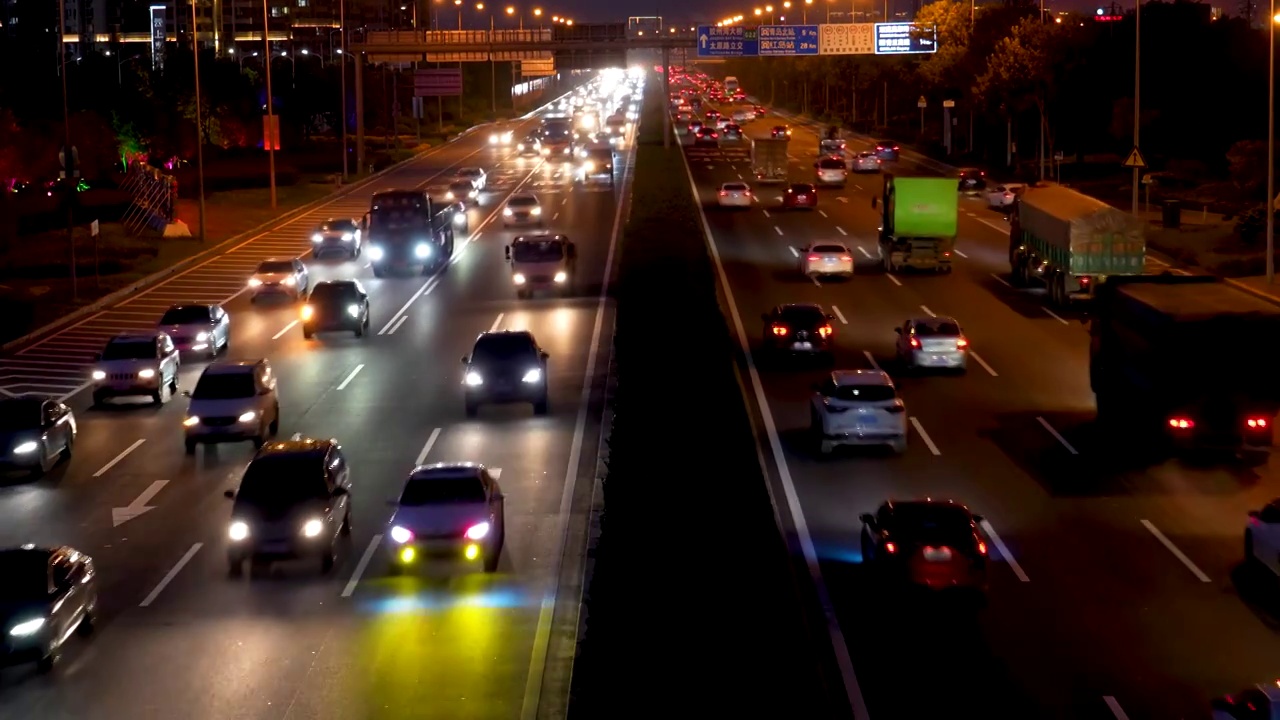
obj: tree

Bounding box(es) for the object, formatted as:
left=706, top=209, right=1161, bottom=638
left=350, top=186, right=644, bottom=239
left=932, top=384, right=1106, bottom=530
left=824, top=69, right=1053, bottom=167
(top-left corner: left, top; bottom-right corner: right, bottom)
left=914, top=0, right=973, bottom=94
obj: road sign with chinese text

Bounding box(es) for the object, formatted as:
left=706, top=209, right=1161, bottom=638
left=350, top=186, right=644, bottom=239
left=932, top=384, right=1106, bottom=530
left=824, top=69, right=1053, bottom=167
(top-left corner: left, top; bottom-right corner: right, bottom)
left=874, top=23, right=938, bottom=54
left=818, top=23, right=875, bottom=55
left=696, top=26, right=760, bottom=57
left=758, top=25, right=819, bottom=55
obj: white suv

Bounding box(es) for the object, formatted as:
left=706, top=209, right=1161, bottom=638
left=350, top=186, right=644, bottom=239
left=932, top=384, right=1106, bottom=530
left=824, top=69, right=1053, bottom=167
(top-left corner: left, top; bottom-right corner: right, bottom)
left=183, top=360, right=280, bottom=454
left=90, top=332, right=180, bottom=407
left=809, top=370, right=908, bottom=455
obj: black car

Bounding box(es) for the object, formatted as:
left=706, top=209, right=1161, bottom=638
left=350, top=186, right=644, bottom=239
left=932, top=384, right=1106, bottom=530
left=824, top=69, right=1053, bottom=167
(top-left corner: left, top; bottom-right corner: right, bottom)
left=461, top=331, right=550, bottom=417
left=301, top=280, right=370, bottom=339
left=0, top=546, right=97, bottom=671
left=957, top=167, right=987, bottom=193
left=771, top=125, right=792, bottom=139
left=761, top=304, right=835, bottom=360
left=860, top=499, right=988, bottom=595
left=874, top=139, right=900, bottom=161
left=0, top=396, right=75, bottom=477
left=721, top=123, right=743, bottom=141
left=694, top=127, right=719, bottom=147
left=224, top=436, right=352, bottom=576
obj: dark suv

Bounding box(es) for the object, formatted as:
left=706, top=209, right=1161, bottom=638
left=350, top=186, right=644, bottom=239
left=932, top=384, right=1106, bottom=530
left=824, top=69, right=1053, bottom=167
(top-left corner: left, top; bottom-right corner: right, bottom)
left=302, top=280, right=370, bottom=339
left=761, top=303, right=835, bottom=361
left=461, top=331, right=550, bottom=417
left=223, top=436, right=352, bottom=576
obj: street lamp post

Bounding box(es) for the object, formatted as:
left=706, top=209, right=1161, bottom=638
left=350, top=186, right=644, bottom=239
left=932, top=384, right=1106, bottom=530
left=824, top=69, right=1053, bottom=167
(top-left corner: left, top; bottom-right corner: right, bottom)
left=262, top=0, right=278, bottom=208
left=1130, top=0, right=1140, bottom=214
left=506, top=5, right=519, bottom=30
left=783, top=1, right=792, bottom=23
left=191, top=0, right=206, bottom=243
left=455, top=0, right=463, bottom=28
left=478, top=3, right=496, bottom=115
left=339, top=0, right=348, bottom=180
left=533, top=7, right=542, bottom=29
left=1268, top=6, right=1277, bottom=283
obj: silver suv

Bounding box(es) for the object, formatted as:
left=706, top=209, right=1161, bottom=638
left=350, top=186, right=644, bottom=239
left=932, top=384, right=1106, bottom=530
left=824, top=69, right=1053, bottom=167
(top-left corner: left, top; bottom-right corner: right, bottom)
left=90, top=332, right=180, bottom=407
left=183, top=360, right=280, bottom=454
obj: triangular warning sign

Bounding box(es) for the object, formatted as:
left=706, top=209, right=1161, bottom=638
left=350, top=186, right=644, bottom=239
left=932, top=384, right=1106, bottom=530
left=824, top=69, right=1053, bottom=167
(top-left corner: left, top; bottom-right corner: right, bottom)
left=1122, top=147, right=1146, bottom=168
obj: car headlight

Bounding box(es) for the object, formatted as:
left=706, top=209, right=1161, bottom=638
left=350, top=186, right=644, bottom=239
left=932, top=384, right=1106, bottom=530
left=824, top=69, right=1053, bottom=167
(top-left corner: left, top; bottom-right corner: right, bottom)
left=512, top=273, right=526, bottom=285
left=468, top=189, right=478, bottom=198
left=13, top=441, right=38, bottom=454
left=445, top=191, right=455, bottom=200
left=302, top=518, right=324, bottom=538
left=453, top=212, right=467, bottom=226
left=465, top=371, right=483, bottom=386
left=300, top=305, right=314, bottom=321
left=9, top=618, right=45, bottom=637
left=517, top=143, right=525, bottom=151
left=283, top=276, right=297, bottom=287
left=522, top=368, right=542, bottom=383
left=347, top=304, right=360, bottom=317
left=311, top=233, right=323, bottom=243
left=195, top=331, right=209, bottom=342
left=138, top=368, right=156, bottom=379
left=237, top=411, right=257, bottom=423
left=367, top=245, right=384, bottom=261
left=390, top=525, right=414, bottom=544
left=503, top=207, right=513, bottom=216
left=583, top=162, right=595, bottom=172
left=183, top=416, right=200, bottom=427
left=530, top=206, right=541, bottom=215
left=91, top=369, right=106, bottom=380
left=228, top=521, right=249, bottom=541
left=248, top=278, right=263, bottom=287
left=554, top=271, right=567, bottom=284
left=465, top=522, right=491, bottom=540
left=502, top=132, right=512, bottom=142
left=414, top=243, right=432, bottom=259
left=489, top=133, right=499, bottom=144
left=341, top=233, right=353, bottom=241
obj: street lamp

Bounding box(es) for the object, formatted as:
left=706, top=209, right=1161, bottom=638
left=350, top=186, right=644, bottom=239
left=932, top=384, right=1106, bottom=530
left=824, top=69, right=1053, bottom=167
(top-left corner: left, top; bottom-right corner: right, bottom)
left=783, top=0, right=792, bottom=23
left=455, top=0, right=463, bottom=29
left=533, top=7, right=542, bottom=28
left=1268, top=9, right=1279, bottom=282
left=804, top=0, right=813, bottom=23
left=506, top=5, right=519, bottom=29
left=106, top=51, right=145, bottom=85
left=765, top=4, right=775, bottom=22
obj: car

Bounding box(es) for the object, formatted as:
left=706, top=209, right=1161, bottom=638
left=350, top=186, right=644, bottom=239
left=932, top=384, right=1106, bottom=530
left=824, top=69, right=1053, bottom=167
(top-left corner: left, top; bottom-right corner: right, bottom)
left=771, top=125, right=792, bottom=139
left=715, top=117, right=731, bottom=131
left=506, top=234, right=576, bottom=298
left=445, top=180, right=479, bottom=207
left=301, top=280, right=370, bottom=339
left=503, top=192, right=543, bottom=227
left=0, top=396, right=76, bottom=477
left=693, top=127, right=719, bottom=147
left=957, top=167, right=987, bottom=193
left=0, top=545, right=97, bottom=671
left=516, top=134, right=542, bottom=156
left=462, top=330, right=550, bottom=417
left=248, top=258, right=308, bottom=302
left=310, top=218, right=362, bottom=259
left=800, top=242, right=854, bottom=279
left=1211, top=683, right=1280, bottom=719
left=687, top=120, right=704, bottom=135
left=754, top=105, right=767, bottom=117
left=852, top=151, right=882, bottom=173
left=717, top=181, right=753, bottom=209
left=90, top=331, right=181, bottom=406
left=721, top=123, right=743, bottom=141
left=158, top=303, right=230, bottom=357
left=781, top=182, right=817, bottom=210
left=859, top=500, right=988, bottom=593
left=675, top=111, right=693, bottom=126
left=488, top=128, right=514, bottom=146
left=761, top=303, right=835, bottom=360
left=819, top=138, right=847, bottom=156
left=386, top=463, right=506, bottom=573
left=456, top=167, right=487, bottom=190
left=814, top=156, right=848, bottom=186
left=986, top=183, right=1026, bottom=209
left=874, top=139, right=900, bottom=161
left=704, top=110, right=721, bottom=124
left=894, top=316, right=969, bottom=372
left=223, top=435, right=352, bottom=576
left=182, top=359, right=281, bottom=454
left=732, top=109, right=753, bottom=123
left=809, top=370, right=907, bottom=455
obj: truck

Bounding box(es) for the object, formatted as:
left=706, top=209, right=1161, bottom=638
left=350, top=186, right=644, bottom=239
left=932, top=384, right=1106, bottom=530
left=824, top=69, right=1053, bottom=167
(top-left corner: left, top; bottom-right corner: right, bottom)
left=1090, top=274, right=1280, bottom=456
left=751, top=137, right=788, bottom=184
left=361, top=190, right=461, bottom=278
left=1009, top=183, right=1146, bottom=307
left=505, top=233, right=577, bottom=298
left=539, top=116, right=575, bottom=160
left=871, top=175, right=958, bottom=273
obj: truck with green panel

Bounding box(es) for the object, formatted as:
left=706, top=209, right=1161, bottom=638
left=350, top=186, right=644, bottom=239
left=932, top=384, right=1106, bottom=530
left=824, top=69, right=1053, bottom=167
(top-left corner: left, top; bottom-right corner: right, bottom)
left=872, top=175, right=958, bottom=273
left=1008, top=183, right=1146, bottom=307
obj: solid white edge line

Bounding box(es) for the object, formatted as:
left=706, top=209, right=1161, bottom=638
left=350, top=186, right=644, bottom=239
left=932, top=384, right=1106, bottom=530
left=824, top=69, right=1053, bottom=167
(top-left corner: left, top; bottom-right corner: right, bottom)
left=335, top=363, right=365, bottom=391
left=271, top=320, right=299, bottom=340
left=490, top=313, right=505, bottom=332
left=831, top=306, right=848, bottom=324
left=989, top=272, right=1012, bottom=288
left=415, top=427, right=442, bottom=466
left=862, top=350, right=881, bottom=371
left=93, top=438, right=146, bottom=478
left=836, top=226, right=848, bottom=236
left=1035, top=415, right=1079, bottom=455
left=674, top=113, right=870, bottom=719
left=1140, top=519, right=1212, bottom=583
left=920, top=305, right=935, bottom=317
left=1041, top=307, right=1070, bottom=325
left=1103, top=696, right=1131, bottom=720
left=969, top=350, right=999, bottom=377
left=886, top=274, right=902, bottom=287
left=386, top=316, right=408, bottom=335
left=953, top=248, right=969, bottom=258
left=979, top=520, right=1030, bottom=582
left=909, top=417, right=941, bottom=455
left=341, top=534, right=383, bottom=598
left=139, top=542, right=202, bottom=607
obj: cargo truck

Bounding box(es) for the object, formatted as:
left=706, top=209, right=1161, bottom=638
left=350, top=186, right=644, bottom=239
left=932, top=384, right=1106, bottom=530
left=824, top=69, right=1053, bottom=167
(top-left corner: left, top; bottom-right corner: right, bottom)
left=871, top=175, right=958, bottom=273
left=751, top=137, right=788, bottom=184
left=1090, top=274, right=1280, bottom=456
left=361, top=190, right=460, bottom=278
left=1009, top=184, right=1146, bottom=307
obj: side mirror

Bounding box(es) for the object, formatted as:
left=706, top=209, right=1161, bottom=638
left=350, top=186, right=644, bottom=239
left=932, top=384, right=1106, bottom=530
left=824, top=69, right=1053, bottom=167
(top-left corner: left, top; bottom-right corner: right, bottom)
left=461, top=355, right=470, bottom=365
left=181, top=390, right=192, bottom=398
left=859, top=513, right=875, bottom=525
left=893, top=327, right=902, bottom=334
left=223, top=489, right=235, bottom=499
left=870, top=197, right=878, bottom=209
left=332, top=486, right=348, bottom=497
left=504, top=245, right=511, bottom=260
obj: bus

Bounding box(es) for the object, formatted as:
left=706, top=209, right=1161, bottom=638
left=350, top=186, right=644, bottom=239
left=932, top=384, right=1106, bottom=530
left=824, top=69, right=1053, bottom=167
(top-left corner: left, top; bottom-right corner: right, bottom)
left=724, top=76, right=739, bottom=95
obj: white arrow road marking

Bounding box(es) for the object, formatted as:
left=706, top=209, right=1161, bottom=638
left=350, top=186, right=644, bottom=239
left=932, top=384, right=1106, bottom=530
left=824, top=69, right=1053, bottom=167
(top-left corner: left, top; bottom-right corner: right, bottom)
left=113, top=480, right=169, bottom=527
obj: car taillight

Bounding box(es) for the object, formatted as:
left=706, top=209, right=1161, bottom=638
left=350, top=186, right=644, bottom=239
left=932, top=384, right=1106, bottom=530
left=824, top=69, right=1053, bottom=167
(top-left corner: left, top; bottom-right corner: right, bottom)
left=1079, top=276, right=1090, bottom=285
left=1248, top=417, right=1270, bottom=429
left=884, top=542, right=897, bottom=554
left=840, top=255, right=852, bottom=262
left=909, top=337, right=920, bottom=348
left=719, top=190, right=727, bottom=196
left=977, top=540, right=987, bottom=555
left=1168, top=417, right=1194, bottom=429
left=771, top=324, right=788, bottom=336
left=818, top=325, right=833, bottom=338
left=893, top=145, right=900, bottom=150
left=807, top=255, right=820, bottom=262
left=884, top=403, right=906, bottom=414
left=956, top=337, right=968, bottom=348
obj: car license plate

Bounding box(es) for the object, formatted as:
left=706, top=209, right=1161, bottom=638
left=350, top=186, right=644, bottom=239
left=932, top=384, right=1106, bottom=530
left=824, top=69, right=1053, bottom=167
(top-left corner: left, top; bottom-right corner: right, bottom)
left=825, top=257, right=835, bottom=263
left=923, top=547, right=953, bottom=562
left=792, top=342, right=811, bottom=351
left=261, top=541, right=290, bottom=553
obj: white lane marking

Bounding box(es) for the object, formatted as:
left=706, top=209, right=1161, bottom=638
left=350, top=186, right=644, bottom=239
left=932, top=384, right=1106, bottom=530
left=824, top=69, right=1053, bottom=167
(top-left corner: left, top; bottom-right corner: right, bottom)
left=980, top=520, right=1030, bottom=582
left=386, top=316, right=408, bottom=335
left=810, top=275, right=822, bottom=287
left=990, top=273, right=1011, bottom=288
left=1041, top=307, right=1070, bottom=325
left=490, top=313, right=505, bottom=332
left=953, top=248, right=969, bottom=258
left=335, top=364, right=365, bottom=390
left=976, top=216, right=1008, bottom=233
left=341, top=534, right=383, bottom=598
left=139, top=543, right=203, bottom=607
left=1104, top=697, right=1131, bottom=720
left=415, top=427, right=442, bottom=466
left=1141, top=519, right=1212, bottom=583
left=886, top=274, right=902, bottom=287
left=737, top=173, right=744, bottom=179
left=818, top=210, right=828, bottom=218
left=838, top=196, right=849, bottom=203
left=969, top=351, right=998, bottom=377
left=472, top=231, right=485, bottom=241
left=909, top=417, right=941, bottom=455
left=111, top=479, right=168, bottom=527
left=857, top=246, right=873, bottom=259
left=831, top=306, right=848, bottom=324
left=1036, top=416, right=1079, bottom=455
left=560, top=197, right=568, bottom=205
left=378, top=278, right=438, bottom=335
left=836, top=226, right=847, bottom=236
left=553, top=212, right=560, bottom=221
left=272, top=320, right=299, bottom=340
left=852, top=185, right=862, bottom=191
left=93, top=438, right=146, bottom=478
left=774, top=226, right=784, bottom=236
left=862, top=350, right=881, bottom=371
left=920, top=305, right=936, bottom=317
left=762, top=209, right=771, bottom=218
left=789, top=246, right=799, bottom=257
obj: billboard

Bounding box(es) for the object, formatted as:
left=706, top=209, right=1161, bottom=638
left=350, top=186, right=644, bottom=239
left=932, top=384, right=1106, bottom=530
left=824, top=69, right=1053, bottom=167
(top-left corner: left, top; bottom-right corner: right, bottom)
left=873, top=23, right=938, bottom=55
left=817, top=23, right=876, bottom=55
left=413, top=68, right=463, bottom=97
left=150, top=5, right=166, bottom=69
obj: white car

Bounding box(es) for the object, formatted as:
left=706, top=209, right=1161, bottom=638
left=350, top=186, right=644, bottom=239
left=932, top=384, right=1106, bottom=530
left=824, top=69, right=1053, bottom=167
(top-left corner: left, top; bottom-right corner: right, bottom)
left=715, top=117, right=731, bottom=131
left=894, top=316, right=969, bottom=371
left=732, top=109, right=754, bottom=123
left=986, top=183, right=1026, bottom=208
left=489, top=129, right=514, bottom=146
left=158, top=303, right=230, bottom=357
left=386, top=463, right=506, bottom=573
left=248, top=258, right=308, bottom=302
left=503, top=192, right=543, bottom=227
left=800, top=242, right=854, bottom=278
left=717, top=182, right=753, bottom=209
left=810, top=370, right=908, bottom=455
left=814, top=157, right=848, bottom=186
left=90, top=331, right=181, bottom=407
left=182, top=359, right=280, bottom=454
left=852, top=151, right=882, bottom=173
left=457, top=167, right=487, bottom=191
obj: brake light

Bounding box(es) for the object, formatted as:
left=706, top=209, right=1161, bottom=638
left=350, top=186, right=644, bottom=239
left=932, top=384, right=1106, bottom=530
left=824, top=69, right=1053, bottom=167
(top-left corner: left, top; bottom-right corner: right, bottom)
left=818, top=325, right=833, bottom=338
left=807, top=255, right=820, bottom=262
left=1248, top=417, right=1270, bottom=429
left=956, top=337, right=968, bottom=348
left=771, top=324, right=789, bottom=336
left=977, top=541, right=987, bottom=555
left=893, top=145, right=900, bottom=150
left=1168, top=417, right=1194, bottom=429
left=1079, top=276, right=1090, bottom=285
left=719, top=190, right=727, bottom=196
left=840, top=255, right=852, bottom=262
left=909, top=337, right=920, bottom=348
left=884, top=542, right=897, bottom=554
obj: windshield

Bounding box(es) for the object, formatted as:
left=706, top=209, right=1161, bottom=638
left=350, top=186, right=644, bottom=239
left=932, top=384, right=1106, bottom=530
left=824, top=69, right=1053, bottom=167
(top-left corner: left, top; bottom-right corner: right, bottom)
left=192, top=372, right=256, bottom=400
left=588, top=151, right=611, bottom=163
left=238, top=456, right=328, bottom=511
left=779, top=306, right=824, bottom=325
left=508, top=196, right=538, bottom=207
left=309, top=284, right=358, bottom=303
left=819, top=158, right=845, bottom=169
left=890, top=504, right=975, bottom=547
left=320, top=220, right=355, bottom=232
left=256, top=261, right=294, bottom=274
left=372, top=193, right=425, bottom=211
left=723, top=183, right=748, bottom=191
left=512, top=240, right=565, bottom=263
left=811, top=245, right=846, bottom=254
left=790, top=185, right=814, bottom=193
left=369, top=207, right=424, bottom=231
left=0, top=552, right=48, bottom=601
left=915, top=321, right=962, bottom=336
left=400, top=476, right=486, bottom=505
left=0, top=401, right=41, bottom=431
left=102, top=340, right=155, bottom=361
left=160, top=306, right=210, bottom=325
left=472, top=334, right=536, bottom=362
left=826, top=385, right=896, bottom=403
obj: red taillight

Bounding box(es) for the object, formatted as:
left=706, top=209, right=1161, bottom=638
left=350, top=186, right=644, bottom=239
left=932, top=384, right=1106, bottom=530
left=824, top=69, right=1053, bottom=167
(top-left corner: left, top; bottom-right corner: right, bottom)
left=884, top=542, right=897, bottom=554
left=956, top=337, right=968, bottom=348
left=771, top=324, right=788, bottom=336
left=818, top=325, right=833, bottom=338
left=909, top=337, right=920, bottom=348
left=719, top=190, right=727, bottom=196
left=840, top=255, right=852, bottom=262
left=807, top=255, right=820, bottom=262
left=977, top=541, right=987, bottom=555
left=893, top=145, right=900, bottom=150
left=744, top=189, right=752, bottom=195
left=1248, top=417, right=1270, bottom=429
left=1079, top=276, right=1090, bottom=285
left=1168, top=417, right=1194, bottom=429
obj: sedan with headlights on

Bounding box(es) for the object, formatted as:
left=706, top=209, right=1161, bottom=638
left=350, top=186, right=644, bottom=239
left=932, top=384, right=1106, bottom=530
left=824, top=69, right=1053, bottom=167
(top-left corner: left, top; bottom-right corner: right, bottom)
left=157, top=303, right=229, bottom=357
left=503, top=192, right=543, bottom=227
left=488, top=127, right=514, bottom=146
left=248, top=258, right=308, bottom=302
left=462, top=330, right=550, bottom=417
left=386, top=463, right=506, bottom=574
left=0, top=545, right=97, bottom=672
left=309, top=218, right=362, bottom=259
left=0, top=396, right=76, bottom=477
left=445, top=180, right=480, bottom=208
left=799, top=242, right=854, bottom=279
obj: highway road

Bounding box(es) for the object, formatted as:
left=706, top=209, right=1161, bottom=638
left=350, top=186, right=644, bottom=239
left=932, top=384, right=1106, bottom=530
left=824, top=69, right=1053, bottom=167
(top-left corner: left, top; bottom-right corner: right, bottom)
left=0, top=79, right=627, bottom=719
left=681, top=97, right=1280, bottom=718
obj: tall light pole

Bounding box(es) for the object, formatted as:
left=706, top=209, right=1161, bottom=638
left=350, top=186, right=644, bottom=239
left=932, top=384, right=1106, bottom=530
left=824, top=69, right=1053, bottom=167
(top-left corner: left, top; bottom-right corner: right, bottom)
left=57, top=0, right=77, bottom=300
left=340, top=0, right=348, bottom=180
left=262, top=0, right=278, bottom=208
left=533, top=7, right=542, bottom=29
left=192, top=0, right=207, bottom=242
left=1130, top=0, right=1140, bottom=215
left=1268, top=6, right=1277, bottom=282
left=506, top=5, right=519, bottom=30
left=455, top=0, right=463, bottom=28
left=478, top=3, right=495, bottom=115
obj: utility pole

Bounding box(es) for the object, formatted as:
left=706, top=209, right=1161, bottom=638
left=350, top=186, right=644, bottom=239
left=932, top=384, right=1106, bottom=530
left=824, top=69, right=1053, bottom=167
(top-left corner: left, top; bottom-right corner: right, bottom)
left=340, top=0, right=348, bottom=180
left=192, top=0, right=207, bottom=241
left=1130, top=0, right=1141, bottom=214
left=58, top=0, right=78, bottom=301
left=1267, top=0, right=1275, bottom=282
left=263, top=0, right=278, bottom=207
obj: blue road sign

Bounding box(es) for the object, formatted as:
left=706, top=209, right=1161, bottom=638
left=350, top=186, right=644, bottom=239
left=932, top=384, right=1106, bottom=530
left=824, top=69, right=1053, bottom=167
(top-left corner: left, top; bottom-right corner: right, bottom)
left=757, top=25, right=819, bottom=56
left=696, top=25, right=760, bottom=57
left=874, top=22, right=938, bottom=55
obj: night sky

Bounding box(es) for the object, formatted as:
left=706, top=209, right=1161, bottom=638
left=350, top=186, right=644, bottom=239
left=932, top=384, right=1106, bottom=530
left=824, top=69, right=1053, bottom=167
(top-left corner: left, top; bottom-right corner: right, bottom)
left=548, top=0, right=1136, bottom=25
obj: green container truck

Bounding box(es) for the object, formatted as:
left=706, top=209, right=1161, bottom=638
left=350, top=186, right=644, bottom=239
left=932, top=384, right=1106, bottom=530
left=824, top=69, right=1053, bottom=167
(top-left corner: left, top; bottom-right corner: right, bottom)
left=872, top=174, right=958, bottom=273
left=1009, top=183, right=1146, bottom=307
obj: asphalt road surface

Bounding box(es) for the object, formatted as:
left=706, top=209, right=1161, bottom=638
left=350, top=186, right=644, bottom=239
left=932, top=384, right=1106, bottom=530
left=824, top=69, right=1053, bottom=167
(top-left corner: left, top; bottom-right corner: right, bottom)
left=681, top=100, right=1280, bottom=719
left=0, top=84, right=626, bottom=719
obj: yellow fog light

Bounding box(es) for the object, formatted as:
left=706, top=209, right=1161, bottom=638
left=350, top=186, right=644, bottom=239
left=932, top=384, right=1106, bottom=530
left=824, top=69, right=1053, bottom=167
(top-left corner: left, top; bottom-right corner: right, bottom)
left=400, top=547, right=415, bottom=563
left=464, top=544, right=480, bottom=561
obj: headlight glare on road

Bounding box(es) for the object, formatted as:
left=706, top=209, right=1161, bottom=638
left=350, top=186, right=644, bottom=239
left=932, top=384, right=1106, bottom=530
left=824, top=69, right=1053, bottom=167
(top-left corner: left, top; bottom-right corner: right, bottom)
left=302, top=519, right=324, bottom=537
left=195, top=331, right=209, bottom=342
left=367, top=245, right=384, bottom=261
left=237, top=411, right=257, bottom=423
left=465, top=371, right=483, bottom=386
left=390, top=525, right=414, bottom=544
left=228, top=521, right=249, bottom=541
left=91, top=370, right=106, bottom=380
left=9, top=618, right=45, bottom=636
left=522, top=368, right=542, bottom=383
left=414, top=243, right=432, bottom=259
left=311, top=233, right=323, bottom=243
left=347, top=304, right=360, bottom=318
left=513, top=273, right=526, bottom=285
left=183, top=416, right=200, bottom=427
left=138, top=368, right=156, bottom=379
left=554, top=271, right=567, bottom=283
left=13, top=441, right=37, bottom=454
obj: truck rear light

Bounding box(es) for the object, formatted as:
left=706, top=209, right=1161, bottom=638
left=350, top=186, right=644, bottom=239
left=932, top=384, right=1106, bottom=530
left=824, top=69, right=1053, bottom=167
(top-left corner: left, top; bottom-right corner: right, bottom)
left=1079, top=276, right=1090, bottom=285
left=818, top=325, right=833, bottom=338
left=771, top=324, right=789, bottom=336
left=1168, top=417, right=1194, bottom=430
left=1248, top=417, right=1270, bottom=429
